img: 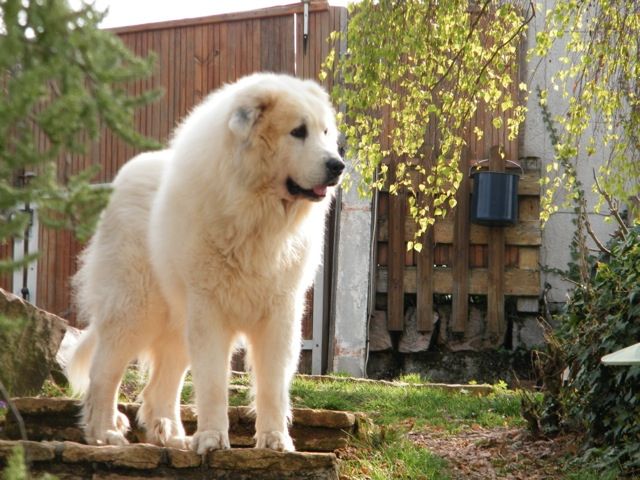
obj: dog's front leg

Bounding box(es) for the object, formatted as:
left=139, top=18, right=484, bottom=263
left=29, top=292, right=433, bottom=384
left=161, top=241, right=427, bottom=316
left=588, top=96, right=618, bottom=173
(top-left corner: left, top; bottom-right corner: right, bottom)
left=187, top=295, right=235, bottom=454
left=247, top=301, right=301, bottom=451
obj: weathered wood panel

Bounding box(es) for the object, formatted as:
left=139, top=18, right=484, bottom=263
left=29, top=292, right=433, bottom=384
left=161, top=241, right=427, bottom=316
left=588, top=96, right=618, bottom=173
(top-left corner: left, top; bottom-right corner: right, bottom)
left=0, top=243, right=13, bottom=292
left=377, top=266, right=540, bottom=297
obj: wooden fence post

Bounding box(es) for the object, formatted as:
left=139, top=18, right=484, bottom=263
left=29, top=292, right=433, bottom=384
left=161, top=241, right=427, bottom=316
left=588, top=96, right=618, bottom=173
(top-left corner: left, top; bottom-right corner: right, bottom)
left=416, top=224, right=434, bottom=332
left=416, top=121, right=436, bottom=333
left=451, top=148, right=471, bottom=334
left=387, top=156, right=406, bottom=331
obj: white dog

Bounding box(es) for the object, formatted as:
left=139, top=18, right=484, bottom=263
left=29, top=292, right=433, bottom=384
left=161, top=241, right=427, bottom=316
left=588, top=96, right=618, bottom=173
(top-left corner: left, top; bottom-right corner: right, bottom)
left=66, top=73, right=344, bottom=453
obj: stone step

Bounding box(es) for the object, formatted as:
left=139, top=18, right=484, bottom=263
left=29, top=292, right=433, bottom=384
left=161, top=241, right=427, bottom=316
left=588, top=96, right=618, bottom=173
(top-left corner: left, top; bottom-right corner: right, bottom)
left=0, top=439, right=339, bottom=479
left=1, top=397, right=358, bottom=452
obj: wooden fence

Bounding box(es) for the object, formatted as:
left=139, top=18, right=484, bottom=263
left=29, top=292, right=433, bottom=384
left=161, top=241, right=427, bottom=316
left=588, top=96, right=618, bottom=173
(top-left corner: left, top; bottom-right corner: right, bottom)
left=1, top=1, right=346, bottom=343
left=376, top=148, right=541, bottom=345
left=375, top=83, right=541, bottom=345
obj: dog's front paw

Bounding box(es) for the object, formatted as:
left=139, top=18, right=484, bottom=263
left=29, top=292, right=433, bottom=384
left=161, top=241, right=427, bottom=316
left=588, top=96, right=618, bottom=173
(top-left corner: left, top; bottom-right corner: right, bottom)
left=115, top=411, right=131, bottom=434
left=145, top=417, right=189, bottom=449
left=255, top=431, right=295, bottom=451
left=86, top=429, right=129, bottom=446
left=191, top=430, right=230, bottom=454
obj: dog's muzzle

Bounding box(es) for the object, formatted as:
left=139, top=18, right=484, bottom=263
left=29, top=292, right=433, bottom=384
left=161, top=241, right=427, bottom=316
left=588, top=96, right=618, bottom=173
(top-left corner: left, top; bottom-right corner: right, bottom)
left=286, top=157, right=345, bottom=201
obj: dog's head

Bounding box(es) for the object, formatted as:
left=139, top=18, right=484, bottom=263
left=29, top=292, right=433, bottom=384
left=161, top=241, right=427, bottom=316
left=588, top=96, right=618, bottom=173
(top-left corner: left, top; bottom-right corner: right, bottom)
left=227, top=74, right=344, bottom=202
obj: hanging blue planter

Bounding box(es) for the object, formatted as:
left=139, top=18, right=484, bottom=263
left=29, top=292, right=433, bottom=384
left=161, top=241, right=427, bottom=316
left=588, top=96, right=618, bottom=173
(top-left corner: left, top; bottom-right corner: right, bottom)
left=470, top=160, right=523, bottom=226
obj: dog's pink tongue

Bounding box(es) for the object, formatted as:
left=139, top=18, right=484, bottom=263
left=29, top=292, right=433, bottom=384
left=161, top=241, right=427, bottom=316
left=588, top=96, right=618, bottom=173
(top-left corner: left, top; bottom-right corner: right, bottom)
left=313, top=185, right=328, bottom=197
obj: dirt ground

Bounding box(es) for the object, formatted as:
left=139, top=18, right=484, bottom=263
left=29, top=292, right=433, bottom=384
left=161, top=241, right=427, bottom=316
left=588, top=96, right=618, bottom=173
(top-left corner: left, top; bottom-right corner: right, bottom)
left=409, top=426, right=580, bottom=480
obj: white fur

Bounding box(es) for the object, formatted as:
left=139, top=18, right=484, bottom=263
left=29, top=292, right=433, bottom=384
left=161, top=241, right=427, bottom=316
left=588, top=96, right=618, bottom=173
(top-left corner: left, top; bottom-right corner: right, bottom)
left=66, top=73, right=341, bottom=452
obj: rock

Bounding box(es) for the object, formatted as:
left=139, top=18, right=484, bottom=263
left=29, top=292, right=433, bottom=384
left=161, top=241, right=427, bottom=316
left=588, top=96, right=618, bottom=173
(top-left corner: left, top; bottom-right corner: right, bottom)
left=62, top=442, right=164, bottom=469
left=368, top=310, right=392, bottom=351
left=0, top=288, right=68, bottom=396
left=447, top=305, right=486, bottom=351
left=398, top=307, right=438, bottom=353
left=167, top=448, right=202, bottom=468
left=208, top=448, right=339, bottom=477
left=55, top=325, right=83, bottom=370
left=3, top=397, right=84, bottom=442
left=0, top=439, right=56, bottom=462
left=513, top=315, right=546, bottom=349
left=0, top=440, right=340, bottom=479
left=292, top=408, right=355, bottom=429
left=516, top=297, right=539, bottom=313
left=4, top=398, right=358, bottom=453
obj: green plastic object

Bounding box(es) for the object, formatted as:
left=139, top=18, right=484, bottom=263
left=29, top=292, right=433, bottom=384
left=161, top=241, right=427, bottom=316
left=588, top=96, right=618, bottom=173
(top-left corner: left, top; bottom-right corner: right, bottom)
left=601, top=343, right=640, bottom=366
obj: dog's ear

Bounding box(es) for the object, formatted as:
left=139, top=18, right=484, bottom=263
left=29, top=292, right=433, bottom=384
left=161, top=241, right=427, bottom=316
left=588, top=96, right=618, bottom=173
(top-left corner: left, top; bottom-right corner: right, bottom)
left=228, top=105, right=261, bottom=139
left=228, top=95, right=273, bottom=139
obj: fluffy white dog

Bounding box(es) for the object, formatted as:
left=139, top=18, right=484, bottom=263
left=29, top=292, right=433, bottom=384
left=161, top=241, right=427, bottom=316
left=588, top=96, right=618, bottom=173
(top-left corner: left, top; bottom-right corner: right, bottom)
left=67, top=73, right=344, bottom=453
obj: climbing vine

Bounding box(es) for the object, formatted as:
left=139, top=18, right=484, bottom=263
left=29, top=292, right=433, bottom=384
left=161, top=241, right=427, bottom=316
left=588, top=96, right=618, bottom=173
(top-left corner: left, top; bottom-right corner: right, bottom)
left=323, top=0, right=533, bottom=248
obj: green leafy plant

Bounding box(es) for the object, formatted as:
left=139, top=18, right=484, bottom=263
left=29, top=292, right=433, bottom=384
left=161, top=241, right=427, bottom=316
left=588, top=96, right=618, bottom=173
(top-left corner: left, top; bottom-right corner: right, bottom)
left=0, top=0, right=161, bottom=270
left=323, top=0, right=532, bottom=248
left=1, top=446, right=27, bottom=480
left=1, top=445, right=57, bottom=480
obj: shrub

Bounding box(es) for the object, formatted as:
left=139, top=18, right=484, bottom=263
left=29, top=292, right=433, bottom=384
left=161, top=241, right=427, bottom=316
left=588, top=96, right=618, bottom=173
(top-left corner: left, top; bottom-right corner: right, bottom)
left=542, top=227, right=640, bottom=475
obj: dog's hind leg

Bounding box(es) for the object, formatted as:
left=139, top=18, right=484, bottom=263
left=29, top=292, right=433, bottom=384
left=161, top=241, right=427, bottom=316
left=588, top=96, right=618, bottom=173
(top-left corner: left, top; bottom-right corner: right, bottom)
left=82, top=331, right=138, bottom=446
left=137, top=328, right=190, bottom=449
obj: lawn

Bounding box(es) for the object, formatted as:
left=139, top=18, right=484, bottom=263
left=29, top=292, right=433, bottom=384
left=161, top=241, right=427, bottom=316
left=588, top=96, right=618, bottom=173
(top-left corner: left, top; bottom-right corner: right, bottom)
left=7, top=369, right=610, bottom=479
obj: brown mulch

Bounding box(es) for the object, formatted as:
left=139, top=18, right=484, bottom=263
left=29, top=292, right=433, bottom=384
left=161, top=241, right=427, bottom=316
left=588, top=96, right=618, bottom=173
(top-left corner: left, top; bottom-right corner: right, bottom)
left=408, top=425, right=579, bottom=480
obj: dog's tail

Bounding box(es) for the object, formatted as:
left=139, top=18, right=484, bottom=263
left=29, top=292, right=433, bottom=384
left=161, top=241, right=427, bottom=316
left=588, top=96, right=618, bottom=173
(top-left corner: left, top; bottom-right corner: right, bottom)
left=65, top=327, right=97, bottom=396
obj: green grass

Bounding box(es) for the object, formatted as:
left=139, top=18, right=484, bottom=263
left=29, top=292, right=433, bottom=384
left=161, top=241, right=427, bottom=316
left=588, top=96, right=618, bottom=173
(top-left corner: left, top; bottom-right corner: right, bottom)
left=340, top=434, right=452, bottom=480
left=288, top=377, right=522, bottom=431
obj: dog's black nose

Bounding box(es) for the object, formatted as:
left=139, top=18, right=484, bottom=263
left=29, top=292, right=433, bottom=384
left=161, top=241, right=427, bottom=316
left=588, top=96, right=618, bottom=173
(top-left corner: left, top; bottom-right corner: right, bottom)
left=326, top=157, right=345, bottom=177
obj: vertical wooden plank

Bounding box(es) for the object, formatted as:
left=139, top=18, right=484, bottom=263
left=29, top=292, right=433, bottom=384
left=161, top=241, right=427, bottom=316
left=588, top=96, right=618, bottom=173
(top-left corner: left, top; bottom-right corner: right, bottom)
left=416, top=226, right=434, bottom=332
left=211, top=24, right=220, bottom=91
left=251, top=19, right=260, bottom=74
left=194, top=25, right=204, bottom=105
left=0, top=241, right=13, bottom=291
left=451, top=148, right=471, bottom=333
left=416, top=114, right=435, bottom=332
left=284, top=15, right=295, bottom=75
left=387, top=158, right=405, bottom=331
left=294, top=11, right=302, bottom=77
left=260, top=17, right=272, bottom=71
left=163, top=29, right=172, bottom=140
left=151, top=30, right=161, bottom=140
left=487, top=145, right=506, bottom=343
left=219, top=22, right=228, bottom=83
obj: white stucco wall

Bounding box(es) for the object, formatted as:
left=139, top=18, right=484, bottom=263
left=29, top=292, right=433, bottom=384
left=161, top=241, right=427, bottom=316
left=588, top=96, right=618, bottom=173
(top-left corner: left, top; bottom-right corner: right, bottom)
left=523, top=0, right=617, bottom=304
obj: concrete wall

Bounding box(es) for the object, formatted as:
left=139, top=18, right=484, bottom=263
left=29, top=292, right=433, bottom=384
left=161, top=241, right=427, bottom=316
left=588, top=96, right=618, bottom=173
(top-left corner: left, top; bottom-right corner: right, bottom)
left=329, top=181, right=374, bottom=377
left=523, top=0, right=616, bottom=304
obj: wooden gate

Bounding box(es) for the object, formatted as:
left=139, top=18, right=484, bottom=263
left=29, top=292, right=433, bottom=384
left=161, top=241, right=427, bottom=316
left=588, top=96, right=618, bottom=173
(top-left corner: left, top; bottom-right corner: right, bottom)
left=6, top=1, right=346, bottom=374
left=376, top=149, right=541, bottom=346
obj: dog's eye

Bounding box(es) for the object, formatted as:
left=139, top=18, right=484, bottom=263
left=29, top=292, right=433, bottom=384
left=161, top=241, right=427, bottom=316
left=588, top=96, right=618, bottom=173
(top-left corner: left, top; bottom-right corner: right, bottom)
left=324, top=128, right=328, bottom=135
left=290, top=124, right=307, bottom=139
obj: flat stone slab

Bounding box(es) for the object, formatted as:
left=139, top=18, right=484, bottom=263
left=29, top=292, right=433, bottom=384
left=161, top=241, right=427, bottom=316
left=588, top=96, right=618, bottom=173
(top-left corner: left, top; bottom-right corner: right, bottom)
left=0, top=440, right=339, bottom=479
left=2, top=397, right=357, bottom=452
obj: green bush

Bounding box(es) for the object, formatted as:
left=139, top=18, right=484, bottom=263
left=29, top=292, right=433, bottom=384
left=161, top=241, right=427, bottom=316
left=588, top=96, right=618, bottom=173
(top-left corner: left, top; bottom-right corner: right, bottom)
left=549, top=227, right=640, bottom=474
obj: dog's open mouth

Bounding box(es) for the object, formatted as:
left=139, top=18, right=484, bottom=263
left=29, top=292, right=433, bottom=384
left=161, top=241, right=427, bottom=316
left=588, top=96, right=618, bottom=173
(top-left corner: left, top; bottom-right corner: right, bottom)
left=286, top=177, right=332, bottom=201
